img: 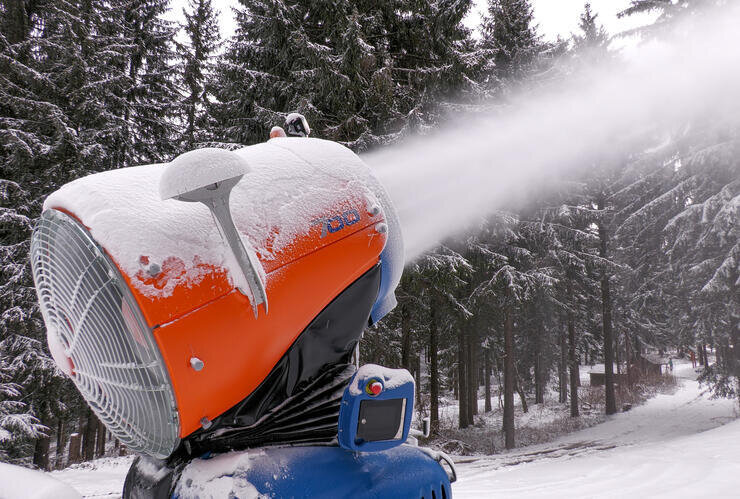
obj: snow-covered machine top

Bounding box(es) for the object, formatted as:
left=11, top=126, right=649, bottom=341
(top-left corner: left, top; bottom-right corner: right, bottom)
left=44, top=138, right=401, bottom=306
left=33, top=137, right=403, bottom=459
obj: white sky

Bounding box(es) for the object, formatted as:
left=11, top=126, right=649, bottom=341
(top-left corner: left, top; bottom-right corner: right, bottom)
left=166, top=0, right=657, bottom=43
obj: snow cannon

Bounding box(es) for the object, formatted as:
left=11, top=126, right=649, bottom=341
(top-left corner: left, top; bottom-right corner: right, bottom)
left=30, top=137, right=455, bottom=497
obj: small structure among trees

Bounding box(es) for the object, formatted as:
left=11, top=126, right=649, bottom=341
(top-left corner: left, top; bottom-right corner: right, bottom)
left=588, top=366, right=628, bottom=387
left=635, top=353, right=669, bottom=378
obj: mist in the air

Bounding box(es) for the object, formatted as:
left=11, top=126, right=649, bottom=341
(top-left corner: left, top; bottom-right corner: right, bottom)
left=364, top=4, right=740, bottom=261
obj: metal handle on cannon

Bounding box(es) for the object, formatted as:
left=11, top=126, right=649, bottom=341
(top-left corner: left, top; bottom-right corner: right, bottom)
left=159, top=148, right=268, bottom=317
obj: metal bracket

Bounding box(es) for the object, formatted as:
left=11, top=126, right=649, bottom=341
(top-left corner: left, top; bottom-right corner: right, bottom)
left=435, top=450, right=458, bottom=483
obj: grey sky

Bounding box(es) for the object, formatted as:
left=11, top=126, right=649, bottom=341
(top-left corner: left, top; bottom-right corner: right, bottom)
left=165, top=0, right=657, bottom=43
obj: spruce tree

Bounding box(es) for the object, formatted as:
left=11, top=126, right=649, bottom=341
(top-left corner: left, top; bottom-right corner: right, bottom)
left=120, top=0, right=180, bottom=162
left=0, top=0, right=93, bottom=465
left=411, top=246, right=472, bottom=434
left=620, top=0, right=724, bottom=32
left=469, top=213, right=555, bottom=448
left=180, top=0, right=220, bottom=149
left=1, top=0, right=182, bottom=465
left=480, top=0, right=542, bottom=82
left=212, top=0, right=480, bottom=149
left=571, top=3, right=609, bottom=66
left=0, top=347, right=45, bottom=462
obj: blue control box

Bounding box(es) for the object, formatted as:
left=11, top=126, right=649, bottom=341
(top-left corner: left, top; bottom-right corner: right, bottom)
left=338, top=364, right=415, bottom=452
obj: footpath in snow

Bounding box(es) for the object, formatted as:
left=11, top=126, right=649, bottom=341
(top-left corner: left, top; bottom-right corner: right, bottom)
left=454, top=361, right=739, bottom=498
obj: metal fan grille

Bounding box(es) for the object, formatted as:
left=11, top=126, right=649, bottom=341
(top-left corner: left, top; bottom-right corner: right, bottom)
left=31, top=209, right=179, bottom=459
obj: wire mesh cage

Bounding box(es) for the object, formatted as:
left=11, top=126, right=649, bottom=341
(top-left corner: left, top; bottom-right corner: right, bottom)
left=31, top=209, right=180, bottom=459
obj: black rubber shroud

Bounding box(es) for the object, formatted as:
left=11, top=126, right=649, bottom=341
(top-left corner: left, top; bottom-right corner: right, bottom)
left=123, top=263, right=381, bottom=497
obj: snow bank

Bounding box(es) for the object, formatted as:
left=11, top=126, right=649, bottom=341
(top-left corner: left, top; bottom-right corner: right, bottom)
left=0, top=462, right=82, bottom=499
left=44, top=138, right=395, bottom=299
left=349, top=364, right=414, bottom=395
left=48, top=456, right=134, bottom=498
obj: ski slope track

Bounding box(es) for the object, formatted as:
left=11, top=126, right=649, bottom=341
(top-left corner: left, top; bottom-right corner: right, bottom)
left=454, top=362, right=739, bottom=498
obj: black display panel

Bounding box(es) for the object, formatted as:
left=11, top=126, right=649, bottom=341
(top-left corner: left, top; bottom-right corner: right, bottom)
left=356, top=399, right=405, bottom=442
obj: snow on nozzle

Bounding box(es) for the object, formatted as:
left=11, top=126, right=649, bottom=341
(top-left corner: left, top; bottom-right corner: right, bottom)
left=159, top=148, right=268, bottom=317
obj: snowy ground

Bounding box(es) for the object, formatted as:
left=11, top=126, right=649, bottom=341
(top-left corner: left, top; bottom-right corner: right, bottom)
left=49, top=456, right=133, bottom=499
left=454, top=361, right=739, bottom=497
left=48, top=361, right=738, bottom=498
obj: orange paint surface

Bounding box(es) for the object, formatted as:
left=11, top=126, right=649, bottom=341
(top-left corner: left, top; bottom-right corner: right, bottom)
left=126, top=195, right=378, bottom=327
left=49, top=197, right=386, bottom=439
left=153, top=224, right=386, bottom=437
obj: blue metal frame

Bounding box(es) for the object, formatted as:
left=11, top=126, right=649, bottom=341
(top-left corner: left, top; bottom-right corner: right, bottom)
left=173, top=445, right=452, bottom=499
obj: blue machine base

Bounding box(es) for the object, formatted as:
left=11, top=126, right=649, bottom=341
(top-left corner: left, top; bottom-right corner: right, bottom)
left=174, top=444, right=451, bottom=499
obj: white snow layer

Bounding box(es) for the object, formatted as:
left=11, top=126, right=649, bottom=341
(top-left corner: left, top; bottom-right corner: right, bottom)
left=173, top=450, right=263, bottom=499
left=43, top=138, right=389, bottom=299
left=348, top=363, right=415, bottom=395
left=44, top=362, right=739, bottom=498
left=454, top=361, right=740, bottom=498
left=0, top=462, right=82, bottom=499
left=158, top=148, right=250, bottom=200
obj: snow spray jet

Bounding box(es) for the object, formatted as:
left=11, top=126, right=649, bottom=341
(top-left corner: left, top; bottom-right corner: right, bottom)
left=364, top=4, right=740, bottom=261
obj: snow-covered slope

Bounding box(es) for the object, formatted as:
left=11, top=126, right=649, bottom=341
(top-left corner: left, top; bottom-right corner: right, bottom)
left=48, top=456, right=134, bottom=499
left=46, top=363, right=737, bottom=498
left=454, top=363, right=739, bottom=497
left=0, top=462, right=82, bottom=499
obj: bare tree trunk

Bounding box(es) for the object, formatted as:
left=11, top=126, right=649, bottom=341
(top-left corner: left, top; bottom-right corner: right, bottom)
left=731, top=314, right=740, bottom=410
left=458, top=326, right=468, bottom=429
left=495, top=361, right=504, bottom=409
left=429, top=304, right=439, bottom=434
left=68, top=433, right=82, bottom=465
left=33, top=435, right=51, bottom=471
left=467, top=326, right=478, bottom=423
left=559, top=328, right=568, bottom=403
left=598, top=200, right=617, bottom=416
left=514, top=369, right=528, bottom=413
left=485, top=348, right=492, bottom=412
left=715, top=343, right=723, bottom=368
left=568, top=309, right=580, bottom=417
left=400, top=304, right=412, bottom=371
left=82, top=408, right=97, bottom=461
left=535, top=331, right=544, bottom=404
left=415, top=354, right=421, bottom=406
left=96, top=420, right=107, bottom=457
left=601, top=275, right=617, bottom=415
left=32, top=400, right=50, bottom=470
left=55, top=419, right=65, bottom=469
left=625, top=328, right=633, bottom=386
left=503, top=293, right=515, bottom=450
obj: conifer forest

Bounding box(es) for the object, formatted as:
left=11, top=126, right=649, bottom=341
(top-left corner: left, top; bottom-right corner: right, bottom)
left=0, top=0, right=737, bottom=485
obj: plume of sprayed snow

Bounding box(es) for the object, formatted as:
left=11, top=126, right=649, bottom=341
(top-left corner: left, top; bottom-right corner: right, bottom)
left=364, top=4, right=740, bottom=261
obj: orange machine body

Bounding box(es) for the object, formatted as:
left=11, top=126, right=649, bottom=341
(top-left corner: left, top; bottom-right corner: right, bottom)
left=43, top=138, right=391, bottom=440
left=142, top=214, right=385, bottom=437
